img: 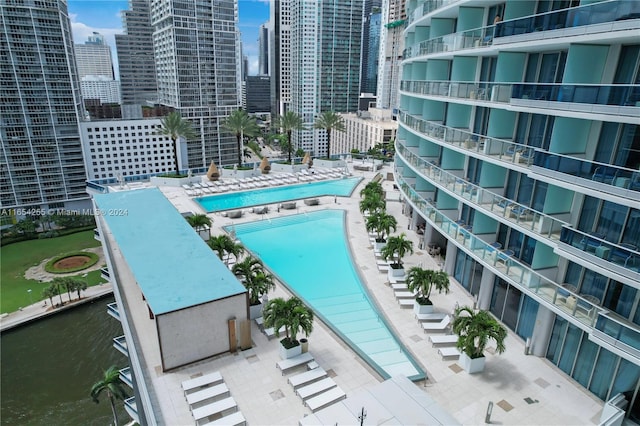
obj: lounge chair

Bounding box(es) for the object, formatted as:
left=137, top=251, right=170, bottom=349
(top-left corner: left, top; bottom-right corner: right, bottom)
left=509, top=205, right=531, bottom=220
left=202, top=411, right=246, bottom=426
left=182, top=371, right=223, bottom=394
left=296, top=378, right=337, bottom=401
left=276, top=352, right=314, bottom=375
left=422, top=315, right=451, bottom=333
left=187, top=383, right=230, bottom=406
left=305, top=387, right=346, bottom=412
left=429, top=334, right=458, bottom=346
left=438, top=346, right=461, bottom=359
left=496, top=249, right=515, bottom=266
left=398, top=298, right=415, bottom=308
left=191, top=396, right=237, bottom=423
left=227, top=210, right=243, bottom=219
left=415, top=312, right=447, bottom=322
left=394, top=290, right=416, bottom=299
left=288, top=367, right=327, bottom=388
left=304, top=198, right=320, bottom=206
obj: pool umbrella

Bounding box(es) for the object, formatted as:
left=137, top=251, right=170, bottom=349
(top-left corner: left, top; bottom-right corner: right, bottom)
left=302, top=152, right=311, bottom=164
left=206, top=161, right=220, bottom=181
left=259, top=157, right=271, bottom=174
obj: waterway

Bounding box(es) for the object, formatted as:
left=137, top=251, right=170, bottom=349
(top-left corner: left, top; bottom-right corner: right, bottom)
left=1, top=296, right=129, bottom=425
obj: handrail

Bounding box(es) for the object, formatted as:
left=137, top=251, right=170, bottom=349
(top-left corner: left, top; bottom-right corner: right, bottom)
left=404, top=24, right=496, bottom=58
left=407, top=0, right=460, bottom=25
left=394, top=171, right=602, bottom=329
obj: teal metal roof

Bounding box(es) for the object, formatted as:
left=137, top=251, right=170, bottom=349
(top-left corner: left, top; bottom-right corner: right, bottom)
left=94, top=188, right=246, bottom=315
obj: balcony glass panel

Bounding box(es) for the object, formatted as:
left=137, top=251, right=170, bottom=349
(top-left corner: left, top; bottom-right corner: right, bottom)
left=119, top=367, right=133, bottom=388
left=404, top=25, right=497, bottom=58
left=496, top=0, right=640, bottom=38
left=533, top=151, right=640, bottom=194
left=113, top=335, right=128, bottom=356
left=595, top=314, right=640, bottom=357
left=511, top=83, right=639, bottom=107
left=107, top=302, right=120, bottom=320
left=408, top=0, right=459, bottom=25
left=394, top=170, right=602, bottom=328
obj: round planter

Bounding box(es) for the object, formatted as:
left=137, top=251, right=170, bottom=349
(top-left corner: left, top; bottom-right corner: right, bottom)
left=300, top=338, right=309, bottom=353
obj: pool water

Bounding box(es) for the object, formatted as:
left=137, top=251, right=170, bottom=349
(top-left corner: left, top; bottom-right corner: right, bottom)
left=195, top=177, right=362, bottom=212
left=230, top=210, right=425, bottom=381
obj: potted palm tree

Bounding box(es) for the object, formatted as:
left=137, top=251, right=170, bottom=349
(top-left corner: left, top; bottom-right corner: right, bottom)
left=381, top=233, right=414, bottom=278
left=365, top=211, right=397, bottom=252
left=452, top=306, right=507, bottom=374
left=232, top=257, right=275, bottom=319
left=263, top=297, right=314, bottom=359
left=90, top=366, right=127, bottom=426
left=207, top=234, right=244, bottom=266
left=406, top=267, right=450, bottom=314
left=156, top=111, right=198, bottom=177
left=359, top=192, right=386, bottom=217
left=186, top=213, right=212, bottom=241
left=222, top=109, right=261, bottom=167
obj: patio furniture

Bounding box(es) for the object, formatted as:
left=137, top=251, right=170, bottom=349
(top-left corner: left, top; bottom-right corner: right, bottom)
left=187, top=383, right=230, bottom=406
left=296, top=378, right=338, bottom=401
left=429, top=334, right=459, bottom=347
left=438, top=346, right=461, bottom=360
left=288, top=367, right=327, bottom=389
left=416, top=312, right=448, bottom=322
left=422, top=315, right=451, bottom=333
left=496, top=249, right=515, bottom=266
left=276, top=352, right=314, bottom=375
left=305, top=387, right=346, bottom=412
left=182, top=371, right=223, bottom=394
left=191, top=397, right=237, bottom=424
left=203, top=411, right=246, bottom=426
left=509, top=205, right=531, bottom=220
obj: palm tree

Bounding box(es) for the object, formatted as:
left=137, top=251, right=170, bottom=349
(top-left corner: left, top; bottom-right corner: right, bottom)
left=359, top=192, right=385, bottom=216
left=365, top=211, right=397, bottom=243
left=246, top=271, right=276, bottom=306
left=231, top=256, right=264, bottom=283
left=71, top=278, right=87, bottom=300
left=186, top=214, right=212, bottom=235
left=42, top=284, right=56, bottom=306
left=208, top=234, right=244, bottom=265
left=314, top=111, right=345, bottom=159
left=360, top=181, right=384, bottom=199
left=48, top=278, right=65, bottom=306
left=381, top=233, right=414, bottom=268
left=274, top=111, right=306, bottom=163
left=156, top=111, right=198, bottom=176
left=406, top=267, right=450, bottom=306
left=453, top=306, right=507, bottom=359
left=222, top=109, right=261, bottom=166
left=90, top=366, right=127, bottom=426
left=263, top=297, right=314, bottom=348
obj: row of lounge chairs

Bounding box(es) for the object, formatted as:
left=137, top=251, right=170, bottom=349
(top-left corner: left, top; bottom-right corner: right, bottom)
left=181, top=371, right=246, bottom=426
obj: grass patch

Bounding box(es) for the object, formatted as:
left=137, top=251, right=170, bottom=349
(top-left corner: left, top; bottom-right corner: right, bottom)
left=44, top=252, right=99, bottom=274
left=0, top=230, right=106, bottom=314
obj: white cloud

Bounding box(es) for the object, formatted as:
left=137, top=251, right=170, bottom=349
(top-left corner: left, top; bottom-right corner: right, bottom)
left=249, top=58, right=259, bottom=76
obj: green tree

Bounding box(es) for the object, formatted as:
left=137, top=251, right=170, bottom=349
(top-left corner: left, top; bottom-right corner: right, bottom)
left=314, top=111, right=345, bottom=159
left=232, top=256, right=263, bottom=282
left=90, top=366, right=128, bottom=426
left=49, top=278, right=65, bottom=306
left=222, top=109, right=261, bottom=166
left=42, top=284, right=57, bottom=306
left=365, top=211, right=397, bottom=242
left=263, top=297, right=314, bottom=348
left=70, top=278, right=87, bottom=300
left=406, top=267, right=450, bottom=306
left=380, top=233, right=414, bottom=268
left=208, top=234, right=244, bottom=265
left=186, top=214, right=212, bottom=235
left=274, top=111, right=306, bottom=163
left=156, top=111, right=198, bottom=176
left=359, top=181, right=384, bottom=199
left=359, top=192, right=385, bottom=216
left=453, top=306, right=507, bottom=359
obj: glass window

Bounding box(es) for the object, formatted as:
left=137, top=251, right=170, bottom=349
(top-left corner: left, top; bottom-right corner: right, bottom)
left=564, top=261, right=583, bottom=286
left=603, top=281, right=637, bottom=319
left=622, top=209, right=640, bottom=248
left=516, top=296, right=539, bottom=340
left=596, top=201, right=628, bottom=243
left=594, top=122, right=619, bottom=164
left=490, top=277, right=508, bottom=319
left=516, top=175, right=534, bottom=205
left=502, top=285, right=522, bottom=331
left=611, top=359, right=640, bottom=409
left=589, top=350, right=618, bottom=399
left=547, top=317, right=568, bottom=364
left=573, top=334, right=598, bottom=387
left=580, top=270, right=607, bottom=302
left=577, top=196, right=599, bottom=233
left=558, top=322, right=581, bottom=374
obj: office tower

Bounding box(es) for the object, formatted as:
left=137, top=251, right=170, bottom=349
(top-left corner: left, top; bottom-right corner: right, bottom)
left=398, top=0, right=640, bottom=420
left=75, top=33, right=115, bottom=79
left=0, top=0, right=88, bottom=211
left=80, top=76, right=122, bottom=104
left=246, top=76, right=271, bottom=114
left=242, top=54, right=249, bottom=81
left=258, top=22, right=270, bottom=76
left=116, top=0, right=158, bottom=106
left=376, top=0, right=405, bottom=111
left=290, top=0, right=364, bottom=156
left=365, top=10, right=382, bottom=96
left=360, top=0, right=382, bottom=95
left=150, top=0, right=241, bottom=168
left=270, top=0, right=292, bottom=118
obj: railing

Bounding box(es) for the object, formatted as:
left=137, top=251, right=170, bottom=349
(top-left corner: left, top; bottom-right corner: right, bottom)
left=395, top=140, right=569, bottom=241
left=107, top=302, right=120, bottom=321
left=594, top=314, right=640, bottom=358
left=560, top=227, right=639, bottom=276
left=404, top=24, right=496, bottom=58
left=394, top=171, right=602, bottom=328
left=532, top=151, right=640, bottom=195
left=124, top=396, right=139, bottom=424
left=119, top=367, right=133, bottom=388
left=512, top=83, right=639, bottom=107
left=113, top=335, right=128, bottom=357
left=93, top=228, right=100, bottom=240
left=407, top=0, right=459, bottom=25
left=100, top=267, right=110, bottom=281
left=496, top=0, right=640, bottom=38
left=398, top=110, right=534, bottom=167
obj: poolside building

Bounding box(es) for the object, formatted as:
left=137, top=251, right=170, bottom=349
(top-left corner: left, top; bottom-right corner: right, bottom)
left=397, top=0, right=640, bottom=421
left=93, top=188, right=248, bottom=424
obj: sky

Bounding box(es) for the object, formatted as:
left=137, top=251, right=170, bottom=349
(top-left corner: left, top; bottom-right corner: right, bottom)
left=67, top=0, right=270, bottom=79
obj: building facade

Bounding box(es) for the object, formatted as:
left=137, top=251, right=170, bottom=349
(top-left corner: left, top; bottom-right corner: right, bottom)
left=79, top=119, right=173, bottom=180
left=270, top=0, right=292, bottom=118
left=360, top=0, right=382, bottom=95
left=150, top=0, right=241, bottom=168
left=376, top=0, right=405, bottom=111
left=398, top=0, right=640, bottom=420
left=0, top=0, right=88, bottom=212
left=74, top=33, right=115, bottom=79
left=333, top=108, right=397, bottom=155
left=258, top=22, right=270, bottom=76
left=81, top=76, right=122, bottom=104
left=246, top=76, right=271, bottom=114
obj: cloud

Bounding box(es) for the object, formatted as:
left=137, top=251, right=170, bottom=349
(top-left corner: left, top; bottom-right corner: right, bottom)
left=249, top=58, right=259, bottom=76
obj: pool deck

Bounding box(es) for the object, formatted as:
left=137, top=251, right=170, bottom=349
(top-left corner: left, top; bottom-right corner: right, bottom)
left=151, top=165, right=603, bottom=425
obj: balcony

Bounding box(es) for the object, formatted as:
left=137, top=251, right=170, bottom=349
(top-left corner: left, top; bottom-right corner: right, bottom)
left=404, top=25, right=496, bottom=59
left=107, top=302, right=120, bottom=321
left=124, top=396, right=139, bottom=424
left=395, top=140, right=569, bottom=242
left=113, top=335, right=128, bottom=357
left=100, top=267, right=110, bottom=281
left=407, top=0, right=459, bottom=25
left=395, top=172, right=603, bottom=329
left=558, top=227, right=639, bottom=284
left=591, top=314, right=640, bottom=364
left=93, top=228, right=100, bottom=240
left=119, top=367, right=133, bottom=388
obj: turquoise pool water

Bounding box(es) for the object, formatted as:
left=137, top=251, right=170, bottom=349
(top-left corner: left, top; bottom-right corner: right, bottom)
left=229, top=210, right=425, bottom=381
left=195, top=177, right=362, bottom=212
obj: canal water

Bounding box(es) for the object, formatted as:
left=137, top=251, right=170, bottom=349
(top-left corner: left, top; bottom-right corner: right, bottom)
left=1, top=296, right=130, bottom=425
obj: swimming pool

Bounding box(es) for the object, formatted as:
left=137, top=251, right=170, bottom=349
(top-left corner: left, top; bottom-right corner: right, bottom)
left=195, top=177, right=362, bottom=212
left=229, top=210, right=425, bottom=381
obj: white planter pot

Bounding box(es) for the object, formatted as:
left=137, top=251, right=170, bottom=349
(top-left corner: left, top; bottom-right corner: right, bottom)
left=413, top=302, right=434, bottom=315
left=279, top=341, right=302, bottom=360
left=460, top=352, right=486, bottom=374
left=373, top=241, right=386, bottom=252
left=388, top=266, right=405, bottom=279
left=249, top=303, right=263, bottom=320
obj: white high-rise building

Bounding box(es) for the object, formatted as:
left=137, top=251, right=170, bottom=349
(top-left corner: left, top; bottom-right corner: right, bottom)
left=74, top=32, right=115, bottom=79
left=270, top=0, right=292, bottom=118
left=81, top=76, right=122, bottom=104
left=0, top=0, right=88, bottom=212
left=376, top=0, right=405, bottom=111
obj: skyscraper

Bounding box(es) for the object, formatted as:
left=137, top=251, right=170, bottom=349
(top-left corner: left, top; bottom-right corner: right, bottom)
left=75, top=33, right=115, bottom=79
left=270, top=0, right=292, bottom=118
left=150, top=0, right=241, bottom=168
left=290, top=0, right=363, bottom=156
left=398, top=0, right=640, bottom=420
left=359, top=0, right=381, bottom=95
left=116, top=0, right=158, bottom=106
left=364, top=9, right=382, bottom=96
left=0, top=0, right=88, bottom=211
left=376, top=0, right=405, bottom=111
left=258, top=22, right=270, bottom=76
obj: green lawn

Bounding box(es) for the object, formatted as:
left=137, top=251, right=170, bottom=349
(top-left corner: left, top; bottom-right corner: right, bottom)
left=1, top=231, right=106, bottom=314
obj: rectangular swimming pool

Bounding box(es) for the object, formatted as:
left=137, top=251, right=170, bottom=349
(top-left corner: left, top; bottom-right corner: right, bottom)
left=229, top=210, right=425, bottom=381
left=195, top=177, right=362, bottom=212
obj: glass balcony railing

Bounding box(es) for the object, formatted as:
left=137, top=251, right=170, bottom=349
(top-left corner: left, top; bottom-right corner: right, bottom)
left=107, top=302, right=120, bottom=321
left=395, top=171, right=602, bottom=328
left=398, top=110, right=535, bottom=167
left=496, top=0, right=640, bottom=39
left=101, top=267, right=110, bottom=281
left=559, top=227, right=639, bottom=276
left=119, top=367, right=133, bottom=388
left=93, top=228, right=100, bottom=240
left=407, top=0, right=459, bottom=25
left=404, top=25, right=496, bottom=58
left=113, top=335, right=128, bottom=357
left=124, top=396, right=139, bottom=423
left=594, top=314, right=640, bottom=358
left=532, top=151, right=640, bottom=195
left=395, top=140, right=569, bottom=241
left=512, top=83, right=639, bottom=107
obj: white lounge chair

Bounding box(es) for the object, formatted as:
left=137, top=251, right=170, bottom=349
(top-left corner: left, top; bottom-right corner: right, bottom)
left=398, top=298, right=414, bottom=308
left=422, top=315, right=451, bottom=333
left=192, top=396, right=237, bottom=423
left=429, top=334, right=458, bottom=346
left=201, top=411, right=246, bottom=426
left=305, top=387, right=346, bottom=412
left=438, top=346, right=460, bottom=359
left=187, top=383, right=230, bottom=406
left=276, top=352, right=314, bottom=375
left=296, top=378, right=337, bottom=401
left=390, top=283, right=408, bottom=291
left=415, top=312, right=447, bottom=322
left=394, top=290, right=416, bottom=299
left=288, top=367, right=327, bottom=388
left=388, top=274, right=407, bottom=284
left=182, top=371, right=223, bottom=394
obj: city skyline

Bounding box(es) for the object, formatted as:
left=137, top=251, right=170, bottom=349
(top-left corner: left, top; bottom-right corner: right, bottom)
left=68, top=0, right=270, bottom=78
